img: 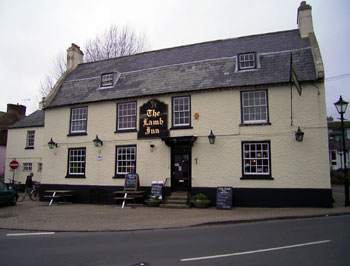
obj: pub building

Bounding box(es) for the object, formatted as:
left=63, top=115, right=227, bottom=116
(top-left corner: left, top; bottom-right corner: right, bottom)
left=37, top=2, right=331, bottom=207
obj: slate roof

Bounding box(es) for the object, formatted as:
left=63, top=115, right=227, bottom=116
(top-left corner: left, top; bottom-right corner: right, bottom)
left=9, top=110, right=45, bottom=129
left=46, top=29, right=319, bottom=108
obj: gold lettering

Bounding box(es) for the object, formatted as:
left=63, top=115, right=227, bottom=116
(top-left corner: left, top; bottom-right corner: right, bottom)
left=146, top=110, right=153, bottom=118
left=145, top=127, right=150, bottom=135
left=146, top=109, right=160, bottom=118
left=151, top=128, right=160, bottom=134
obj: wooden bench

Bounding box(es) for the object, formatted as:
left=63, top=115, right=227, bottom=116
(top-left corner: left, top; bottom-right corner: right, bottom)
left=44, top=190, right=73, bottom=206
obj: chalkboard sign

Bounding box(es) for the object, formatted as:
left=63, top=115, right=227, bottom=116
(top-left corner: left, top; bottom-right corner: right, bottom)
left=151, top=181, right=163, bottom=199
left=216, top=187, right=233, bottom=210
left=125, top=173, right=138, bottom=189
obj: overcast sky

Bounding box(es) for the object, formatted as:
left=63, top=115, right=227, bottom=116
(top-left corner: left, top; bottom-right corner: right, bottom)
left=0, top=0, right=349, bottom=119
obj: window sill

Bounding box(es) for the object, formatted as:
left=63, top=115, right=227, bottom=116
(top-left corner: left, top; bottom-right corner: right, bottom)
left=25, top=147, right=34, bottom=150
left=65, top=175, right=86, bottom=178
left=239, top=122, right=271, bottom=127
left=114, top=129, right=137, bottom=134
left=67, top=132, right=88, bottom=137
left=113, top=175, right=126, bottom=179
left=170, top=126, right=193, bottom=130
left=240, top=176, right=274, bottom=180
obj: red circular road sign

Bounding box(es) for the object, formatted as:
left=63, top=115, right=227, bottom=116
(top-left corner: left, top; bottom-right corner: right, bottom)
left=9, top=160, right=19, bottom=170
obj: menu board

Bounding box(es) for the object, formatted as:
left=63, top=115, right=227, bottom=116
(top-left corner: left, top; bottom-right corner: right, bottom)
left=125, top=173, right=137, bottom=189
left=151, top=181, right=163, bottom=199
left=216, top=187, right=233, bottom=210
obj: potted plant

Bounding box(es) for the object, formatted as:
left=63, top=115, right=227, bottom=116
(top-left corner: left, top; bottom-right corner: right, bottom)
left=144, top=195, right=161, bottom=207
left=191, top=193, right=211, bottom=208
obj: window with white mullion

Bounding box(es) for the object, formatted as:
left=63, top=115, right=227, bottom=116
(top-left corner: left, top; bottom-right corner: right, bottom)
left=70, top=107, right=88, bottom=133
left=239, top=53, right=256, bottom=70
left=68, top=148, right=86, bottom=176
left=26, top=130, right=35, bottom=148
left=116, top=146, right=136, bottom=176
left=101, top=73, right=114, bottom=87
left=242, top=90, right=268, bottom=124
left=23, top=163, right=32, bottom=172
left=117, top=102, right=137, bottom=131
left=243, top=141, right=270, bottom=177
left=173, top=96, right=190, bottom=127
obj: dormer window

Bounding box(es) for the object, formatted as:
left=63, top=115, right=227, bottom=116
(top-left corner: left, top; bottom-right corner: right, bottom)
left=101, top=73, right=114, bottom=87
left=238, top=52, right=256, bottom=70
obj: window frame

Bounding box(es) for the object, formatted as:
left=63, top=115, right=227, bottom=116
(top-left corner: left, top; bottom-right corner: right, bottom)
left=66, top=147, right=86, bottom=178
left=69, top=107, right=88, bottom=136
left=23, top=162, right=32, bottom=172
left=25, top=130, right=35, bottom=149
left=241, top=140, right=273, bottom=180
left=171, top=96, right=192, bottom=129
left=116, top=102, right=137, bottom=133
left=114, top=145, right=137, bottom=178
left=238, top=52, right=257, bottom=70
left=101, top=73, right=114, bottom=87
left=240, top=90, right=270, bottom=125
left=38, top=162, right=43, bottom=172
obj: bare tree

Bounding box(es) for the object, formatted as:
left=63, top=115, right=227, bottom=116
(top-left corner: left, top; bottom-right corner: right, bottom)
left=40, top=25, right=148, bottom=97
left=84, top=25, right=148, bottom=62
left=39, top=51, right=66, bottom=97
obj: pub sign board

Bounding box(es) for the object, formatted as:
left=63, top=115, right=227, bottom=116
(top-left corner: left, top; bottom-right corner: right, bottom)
left=138, top=99, right=169, bottom=139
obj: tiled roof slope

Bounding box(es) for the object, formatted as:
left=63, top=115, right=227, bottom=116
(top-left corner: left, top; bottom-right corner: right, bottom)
left=47, top=29, right=319, bottom=108
left=9, top=110, right=45, bottom=129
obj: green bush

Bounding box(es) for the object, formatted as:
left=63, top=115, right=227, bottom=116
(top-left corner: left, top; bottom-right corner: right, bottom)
left=192, top=193, right=209, bottom=201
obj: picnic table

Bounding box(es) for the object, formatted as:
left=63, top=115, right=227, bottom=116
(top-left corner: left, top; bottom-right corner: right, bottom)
left=113, top=190, right=145, bottom=207
left=114, top=171, right=144, bottom=208
left=44, top=190, right=73, bottom=206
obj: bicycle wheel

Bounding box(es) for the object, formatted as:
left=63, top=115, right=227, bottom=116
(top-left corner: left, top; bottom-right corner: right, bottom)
left=30, top=190, right=39, bottom=201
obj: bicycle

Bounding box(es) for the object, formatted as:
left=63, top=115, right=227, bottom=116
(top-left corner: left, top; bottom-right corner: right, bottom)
left=7, top=179, right=40, bottom=201
left=29, top=181, right=41, bottom=201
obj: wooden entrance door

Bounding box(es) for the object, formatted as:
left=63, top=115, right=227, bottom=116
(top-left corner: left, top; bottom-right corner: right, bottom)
left=171, top=145, right=191, bottom=191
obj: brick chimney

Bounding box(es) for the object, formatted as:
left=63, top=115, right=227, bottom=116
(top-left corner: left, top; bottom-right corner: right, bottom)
left=67, top=43, right=84, bottom=71
left=297, top=1, right=314, bottom=38
left=7, top=104, right=26, bottom=117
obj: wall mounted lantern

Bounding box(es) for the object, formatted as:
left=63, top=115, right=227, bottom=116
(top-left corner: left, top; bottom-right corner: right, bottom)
left=208, top=130, right=216, bottom=144
left=93, top=135, right=103, bottom=147
left=295, top=127, right=304, bottom=142
left=334, top=95, right=349, bottom=206
left=48, top=138, right=58, bottom=149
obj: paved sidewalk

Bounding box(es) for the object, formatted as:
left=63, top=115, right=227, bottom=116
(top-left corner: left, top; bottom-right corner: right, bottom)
left=0, top=186, right=349, bottom=232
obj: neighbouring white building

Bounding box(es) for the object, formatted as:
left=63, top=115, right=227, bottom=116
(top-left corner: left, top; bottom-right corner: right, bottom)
left=5, top=110, right=45, bottom=185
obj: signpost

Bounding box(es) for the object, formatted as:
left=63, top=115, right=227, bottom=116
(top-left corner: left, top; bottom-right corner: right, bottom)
left=9, top=160, right=19, bottom=170
left=9, top=160, right=19, bottom=184
left=216, top=187, right=233, bottom=210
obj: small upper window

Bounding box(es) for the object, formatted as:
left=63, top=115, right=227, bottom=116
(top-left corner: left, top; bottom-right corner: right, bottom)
left=101, top=73, right=114, bottom=87
left=23, top=163, right=32, bottom=172
left=238, top=53, right=256, bottom=70
left=26, top=130, right=35, bottom=148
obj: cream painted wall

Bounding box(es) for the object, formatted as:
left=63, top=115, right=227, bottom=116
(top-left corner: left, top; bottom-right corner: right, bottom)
left=42, top=81, right=330, bottom=190
left=5, top=127, right=44, bottom=184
